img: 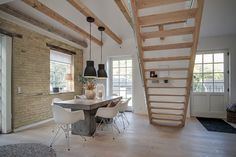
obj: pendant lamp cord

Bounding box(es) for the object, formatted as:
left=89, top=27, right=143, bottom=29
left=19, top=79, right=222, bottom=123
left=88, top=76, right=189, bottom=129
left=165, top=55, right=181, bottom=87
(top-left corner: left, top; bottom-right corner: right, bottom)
left=100, top=30, right=103, bottom=63
left=89, top=22, right=91, bottom=60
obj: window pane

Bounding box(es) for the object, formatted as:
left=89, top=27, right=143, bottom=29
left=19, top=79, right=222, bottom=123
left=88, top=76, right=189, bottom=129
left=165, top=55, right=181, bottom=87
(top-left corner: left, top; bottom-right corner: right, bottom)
left=203, top=83, right=213, bottom=92
left=195, top=54, right=202, bottom=63
left=112, top=76, right=119, bottom=84
left=113, top=61, right=119, bottom=67
left=119, top=60, right=126, bottom=67
left=127, top=60, right=132, bottom=67
left=112, top=68, right=119, bottom=75
left=120, top=68, right=126, bottom=75
left=194, top=64, right=202, bottom=73
left=203, top=73, right=213, bottom=82
left=193, top=82, right=203, bottom=92
left=193, top=73, right=203, bottom=82
left=214, top=83, right=224, bottom=93
left=214, top=73, right=224, bottom=82
left=203, top=54, right=213, bottom=63
left=203, top=64, right=213, bottom=73
left=214, top=63, right=224, bottom=72
left=214, top=53, right=224, bottom=62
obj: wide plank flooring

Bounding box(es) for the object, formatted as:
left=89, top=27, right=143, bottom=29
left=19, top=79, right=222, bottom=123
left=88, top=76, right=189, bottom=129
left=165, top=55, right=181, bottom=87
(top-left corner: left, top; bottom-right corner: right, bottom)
left=0, top=113, right=236, bottom=157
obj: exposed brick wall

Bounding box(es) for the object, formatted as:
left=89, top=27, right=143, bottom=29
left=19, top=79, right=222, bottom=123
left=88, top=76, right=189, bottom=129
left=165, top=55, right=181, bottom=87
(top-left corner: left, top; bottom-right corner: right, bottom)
left=0, top=18, right=83, bottom=129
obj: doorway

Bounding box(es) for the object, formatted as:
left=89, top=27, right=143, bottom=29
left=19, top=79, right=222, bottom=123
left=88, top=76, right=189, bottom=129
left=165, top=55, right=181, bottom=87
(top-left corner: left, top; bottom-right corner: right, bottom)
left=109, top=56, right=133, bottom=111
left=191, top=49, right=229, bottom=118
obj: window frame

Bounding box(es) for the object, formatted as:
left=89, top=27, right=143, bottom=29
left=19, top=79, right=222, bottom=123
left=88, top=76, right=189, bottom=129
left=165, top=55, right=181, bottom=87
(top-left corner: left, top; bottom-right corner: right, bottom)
left=49, top=49, right=74, bottom=93
left=193, top=50, right=227, bottom=93
left=108, top=56, right=133, bottom=108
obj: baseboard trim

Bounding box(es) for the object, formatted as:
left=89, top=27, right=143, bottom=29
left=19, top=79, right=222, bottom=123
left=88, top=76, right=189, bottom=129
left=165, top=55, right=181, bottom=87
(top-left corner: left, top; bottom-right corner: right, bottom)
left=13, top=118, right=53, bottom=132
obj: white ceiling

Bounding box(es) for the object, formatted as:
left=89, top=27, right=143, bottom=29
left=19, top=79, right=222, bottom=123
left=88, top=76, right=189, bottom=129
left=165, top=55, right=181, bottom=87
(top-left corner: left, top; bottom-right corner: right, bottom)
left=200, top=0, right=236, bottom=37
left=2, top=0, right=236, bottom=47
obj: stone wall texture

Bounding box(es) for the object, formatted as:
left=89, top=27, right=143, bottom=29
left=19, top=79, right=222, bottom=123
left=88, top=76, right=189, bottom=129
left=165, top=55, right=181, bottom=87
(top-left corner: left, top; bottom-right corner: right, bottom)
left=0, top=18, right=83, bottom=129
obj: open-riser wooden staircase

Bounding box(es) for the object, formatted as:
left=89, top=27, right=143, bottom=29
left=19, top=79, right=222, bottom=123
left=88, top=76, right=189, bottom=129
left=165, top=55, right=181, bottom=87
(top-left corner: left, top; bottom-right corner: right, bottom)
left=129, top=0, right=204, bottom=127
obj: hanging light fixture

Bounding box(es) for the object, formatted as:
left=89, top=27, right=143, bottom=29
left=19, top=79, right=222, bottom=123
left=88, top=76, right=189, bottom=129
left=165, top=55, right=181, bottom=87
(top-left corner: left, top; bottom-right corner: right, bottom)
left=97, top=26, right=107, bottom=79
left=84, top=17, right=96, bottom=78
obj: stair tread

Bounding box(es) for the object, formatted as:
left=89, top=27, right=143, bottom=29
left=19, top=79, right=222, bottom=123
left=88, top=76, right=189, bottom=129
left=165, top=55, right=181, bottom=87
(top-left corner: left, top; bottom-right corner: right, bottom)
left=151, top=117, right=183, bottom=122
left=146, top=77, right=187, bottom=80
left=150, top=101, right=185, bottom=104
left=148, top=94, right=186, bottom=96
left=150, top=106, right=184, bottom=110
left=143, top=56, right=190, bottom=62
left=143, top=42, right=193, bottom=51
left=147, top=86, right=187, bottom=89
left=144, top=68, right=188, bottom=72
left=151, top=112, right=184, bottom=116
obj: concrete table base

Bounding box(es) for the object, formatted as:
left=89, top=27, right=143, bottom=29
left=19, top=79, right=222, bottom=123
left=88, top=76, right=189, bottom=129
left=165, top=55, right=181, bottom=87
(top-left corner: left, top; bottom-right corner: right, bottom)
left=71, top=109, right=98, bottom=136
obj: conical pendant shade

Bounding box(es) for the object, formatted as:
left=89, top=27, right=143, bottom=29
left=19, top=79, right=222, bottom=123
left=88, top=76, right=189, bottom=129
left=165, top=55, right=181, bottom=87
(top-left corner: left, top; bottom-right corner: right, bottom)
left=97, top=64, right=107, bottom=79
left=97, top=26, right=107, bottom=79
left=84, top=60, right=96, bottom=78
left=84, top=17, right=96, bottom=78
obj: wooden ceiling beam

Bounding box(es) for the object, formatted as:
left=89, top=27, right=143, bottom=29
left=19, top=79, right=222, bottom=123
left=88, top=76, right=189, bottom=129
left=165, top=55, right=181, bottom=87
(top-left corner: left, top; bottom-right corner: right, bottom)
left=22, top=0, right=102, bottom=46
left=67, top=0, right=122, bottom=44
left=114, top=0, right=133, bottom=28
left=137, top=0, right=189, bottom=9
left=0, top=4, right=87, bottom=48
left=139, top=8, right=197, bottom=26
left=142, top=27, right=195, bottom=39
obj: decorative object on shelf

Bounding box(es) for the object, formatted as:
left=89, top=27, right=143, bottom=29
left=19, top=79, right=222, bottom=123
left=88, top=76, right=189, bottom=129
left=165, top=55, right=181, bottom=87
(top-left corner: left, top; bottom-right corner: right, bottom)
left=96, top=83, right=105, bottom=99
left=150, top=71, right=157, bottom=78
left=97, top=26, right=107, bottom=79
left=84, top=17, right=96, bottom=78
left=164, top=79, right=169, bottom=84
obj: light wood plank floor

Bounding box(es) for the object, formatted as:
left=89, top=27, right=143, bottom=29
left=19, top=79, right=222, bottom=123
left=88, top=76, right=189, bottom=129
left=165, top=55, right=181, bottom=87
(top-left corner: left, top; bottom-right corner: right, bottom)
left=0, top=113, right=236, bottom=157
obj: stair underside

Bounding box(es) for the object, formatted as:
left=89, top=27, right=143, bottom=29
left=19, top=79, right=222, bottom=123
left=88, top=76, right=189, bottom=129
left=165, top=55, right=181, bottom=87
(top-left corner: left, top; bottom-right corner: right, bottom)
left=130, top=0, right=204, bottom=127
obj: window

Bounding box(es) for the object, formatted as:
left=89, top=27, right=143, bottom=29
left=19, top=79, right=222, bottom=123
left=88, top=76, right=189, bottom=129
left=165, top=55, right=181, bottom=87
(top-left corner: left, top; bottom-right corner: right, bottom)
left=111, top=57, right=133, bottom=107
left=193, top=52, right=224, bottom=93
left=50, top=50, right=74, bottom=92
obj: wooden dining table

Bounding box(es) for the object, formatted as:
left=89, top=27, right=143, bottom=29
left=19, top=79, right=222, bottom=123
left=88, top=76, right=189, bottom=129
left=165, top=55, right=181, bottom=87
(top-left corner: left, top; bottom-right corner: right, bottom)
left=54, top=96, right=122, bottom=136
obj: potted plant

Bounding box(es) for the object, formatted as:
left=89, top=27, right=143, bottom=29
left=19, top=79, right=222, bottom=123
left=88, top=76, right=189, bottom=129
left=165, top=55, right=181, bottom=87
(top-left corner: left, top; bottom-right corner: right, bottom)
left=79, top=74, right=96, bottom=99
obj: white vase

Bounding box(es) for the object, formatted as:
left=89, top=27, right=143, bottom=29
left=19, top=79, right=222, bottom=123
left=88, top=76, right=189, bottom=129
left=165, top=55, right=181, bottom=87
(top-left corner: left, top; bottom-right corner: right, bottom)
left=85, top=90, right=96, bottom=99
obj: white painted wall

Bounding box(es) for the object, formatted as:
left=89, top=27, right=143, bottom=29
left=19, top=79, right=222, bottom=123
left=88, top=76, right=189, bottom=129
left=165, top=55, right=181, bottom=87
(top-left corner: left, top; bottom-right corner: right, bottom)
left=197, top=35, right=236, bottom=104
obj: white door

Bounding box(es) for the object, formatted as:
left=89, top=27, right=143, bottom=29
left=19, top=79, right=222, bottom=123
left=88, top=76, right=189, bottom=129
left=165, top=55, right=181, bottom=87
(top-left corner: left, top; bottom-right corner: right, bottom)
left=191, top=50, right=229, bottom=118
left=109, top=56, right=133, bottom=111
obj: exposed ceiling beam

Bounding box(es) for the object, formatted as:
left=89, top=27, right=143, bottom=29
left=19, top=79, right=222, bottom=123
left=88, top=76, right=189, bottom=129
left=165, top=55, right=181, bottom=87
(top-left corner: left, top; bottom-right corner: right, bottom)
left=0, top=4, right=88, bottom=48
left=22, top=0, right=102, bottom=46
left=114, top=0, right=133, bottom=28
left=137, top=0, right=189, bottom=9
left=67, top=0, right=122, bottom=45
left=139, top=8, right=197, bottom=26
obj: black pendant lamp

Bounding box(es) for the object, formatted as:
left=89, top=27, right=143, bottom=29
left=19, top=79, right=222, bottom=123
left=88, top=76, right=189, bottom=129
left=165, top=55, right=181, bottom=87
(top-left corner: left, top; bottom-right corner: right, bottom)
left=97, top=26, right=108, bottom=79
left=84, top=17, right=96, bottom=78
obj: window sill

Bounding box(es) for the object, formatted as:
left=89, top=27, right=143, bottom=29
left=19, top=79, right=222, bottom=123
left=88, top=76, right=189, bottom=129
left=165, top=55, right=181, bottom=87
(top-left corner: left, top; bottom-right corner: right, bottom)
left=50, top=91, right=75, bottom=95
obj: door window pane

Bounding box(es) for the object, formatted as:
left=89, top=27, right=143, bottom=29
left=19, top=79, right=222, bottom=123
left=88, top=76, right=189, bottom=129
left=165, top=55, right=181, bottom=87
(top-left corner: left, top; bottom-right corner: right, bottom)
left=203, top=54, right=213, bottom=63
left=193, top=51, right=226, bottom=93
left=214, top=53, right=224, bottom=63
left=203, top=64, right=213, bottom=73
left=214, top=63, right=224, bottom=72
left=112, top=58, right=133, bottom=106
